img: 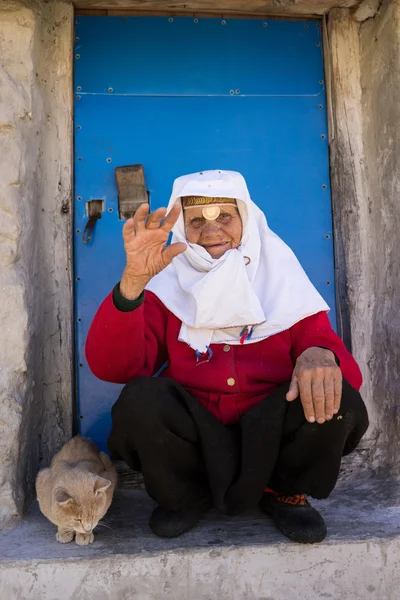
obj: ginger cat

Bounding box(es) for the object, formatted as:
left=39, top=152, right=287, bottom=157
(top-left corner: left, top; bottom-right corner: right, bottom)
left=36, top=436, right=118, bottom=545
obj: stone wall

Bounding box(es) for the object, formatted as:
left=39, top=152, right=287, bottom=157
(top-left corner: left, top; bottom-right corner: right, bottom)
left=359, top=0, right=400, bottom=470
left=329, top=1, right=400, bottom=474
left=0, top=0, right=73, bottom=528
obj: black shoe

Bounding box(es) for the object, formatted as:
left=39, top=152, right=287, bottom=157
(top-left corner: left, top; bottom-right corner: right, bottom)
left=149, top=499, right=212, bottom=538
left=260, top=490, right=327, bottom=544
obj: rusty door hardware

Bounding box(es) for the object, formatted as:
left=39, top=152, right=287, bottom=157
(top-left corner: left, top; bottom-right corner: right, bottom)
left=115, top=164, right=148, bottom=219
left=83, top=199, right=104, bottom=243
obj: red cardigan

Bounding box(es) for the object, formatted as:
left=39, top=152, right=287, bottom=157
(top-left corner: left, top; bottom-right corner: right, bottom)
left=86, top=290, right=362, bottom=424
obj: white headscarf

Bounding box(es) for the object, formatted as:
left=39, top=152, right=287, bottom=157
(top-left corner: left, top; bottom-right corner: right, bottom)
left=146, top=170, right=329, bottom=354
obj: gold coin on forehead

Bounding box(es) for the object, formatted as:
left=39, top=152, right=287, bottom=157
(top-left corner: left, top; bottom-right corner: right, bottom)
left=202, top=206, right=221, bottom=220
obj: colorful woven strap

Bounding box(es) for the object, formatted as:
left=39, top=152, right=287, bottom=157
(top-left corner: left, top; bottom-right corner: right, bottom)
left=265, top=487, right=307, bottom=506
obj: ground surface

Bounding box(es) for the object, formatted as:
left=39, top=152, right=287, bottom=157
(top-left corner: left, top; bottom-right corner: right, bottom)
left=1, top=476, right=399, bottom=599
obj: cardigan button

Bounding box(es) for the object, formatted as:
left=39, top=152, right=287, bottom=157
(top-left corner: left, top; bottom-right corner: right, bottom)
left=227, top=377, right=235, bottom=386
left=223, top=345, right=231, bottom=352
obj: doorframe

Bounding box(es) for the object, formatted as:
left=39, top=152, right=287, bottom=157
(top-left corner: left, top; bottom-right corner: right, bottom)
left=72, top=13, right=338, bottom=445
left=71, top=8, right=370, bottom=430
left=69, top=8, right=377, bottom=465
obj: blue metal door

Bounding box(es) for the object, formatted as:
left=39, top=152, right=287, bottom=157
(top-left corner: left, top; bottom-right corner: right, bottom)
left=74, top=16, right=334, bottom=450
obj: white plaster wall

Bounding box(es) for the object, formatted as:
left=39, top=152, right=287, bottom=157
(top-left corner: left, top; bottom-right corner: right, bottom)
left=0, top=0, right=73, bottom=528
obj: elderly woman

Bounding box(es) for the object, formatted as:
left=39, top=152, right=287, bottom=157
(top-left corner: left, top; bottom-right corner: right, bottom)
left=86, top=170, right=368, bottom=544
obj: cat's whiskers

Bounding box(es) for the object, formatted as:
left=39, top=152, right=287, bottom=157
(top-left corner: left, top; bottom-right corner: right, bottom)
left=96, top=521, right=115, bottom=532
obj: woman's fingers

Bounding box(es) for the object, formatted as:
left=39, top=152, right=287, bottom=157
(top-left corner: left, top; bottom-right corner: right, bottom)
left=145, top=207, right=167, bottom=230
left=311, top=375, right=326, bottom=424
left=333, top=374, right=343, bottom=414
left=130, top=203, right=180, bottom=233
left=132, top=203, right=150, bottom=232
left=122, top=218, right=136, bottom=240
left=324, top=378, right=335, bottom=420
left=162, top=242, right=187, bottom=266
left=124, top=205, right=170, bottom=236
left=286, top=376, right=299, bottom=401
left=298, top=374, right=315, bottom=423
left=160, top=203, right=182, bottom=232
left=301, top=370, right=341, bottom=424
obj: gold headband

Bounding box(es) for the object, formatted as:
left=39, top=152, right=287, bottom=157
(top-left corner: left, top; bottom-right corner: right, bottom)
left=182, top=196, right=237, bottom=221
left=182, top=196, right=237, bottom=208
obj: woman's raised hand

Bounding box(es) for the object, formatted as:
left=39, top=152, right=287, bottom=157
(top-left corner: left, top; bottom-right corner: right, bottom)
left=120, top=203, right=186, bottom=300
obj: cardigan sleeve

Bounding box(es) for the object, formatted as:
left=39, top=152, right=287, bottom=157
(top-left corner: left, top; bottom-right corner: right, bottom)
left=289, top=311, right=363, bottom=391
left=85, top=288, right=168, bottom=384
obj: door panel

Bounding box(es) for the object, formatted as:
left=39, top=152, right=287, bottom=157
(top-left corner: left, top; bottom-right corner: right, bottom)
left=74, top=17, right=334, bottom=451
left=75, top=17, right=324, bottom=96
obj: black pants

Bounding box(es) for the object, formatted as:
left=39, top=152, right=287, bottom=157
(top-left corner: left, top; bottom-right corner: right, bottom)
left=108, top=377, right=369, bottom=515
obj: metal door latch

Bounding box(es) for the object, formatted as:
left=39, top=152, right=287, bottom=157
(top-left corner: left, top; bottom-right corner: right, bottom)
left=115, top=164, right=148, bottom=219
left=83, top=200, right=104, bottom=243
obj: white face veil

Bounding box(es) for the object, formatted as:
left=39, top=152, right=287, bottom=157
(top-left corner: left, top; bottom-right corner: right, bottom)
left=146, top=170, right=329, bottom=354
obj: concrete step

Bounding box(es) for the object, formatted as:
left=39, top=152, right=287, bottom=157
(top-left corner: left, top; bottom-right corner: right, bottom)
left=1, top=479, right=399, bottom=600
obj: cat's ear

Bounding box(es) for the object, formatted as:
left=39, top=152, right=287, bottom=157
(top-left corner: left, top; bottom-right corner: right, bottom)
left=93, top=477, right=111, bottom=495
left=54, top=487, right=74, bottom=505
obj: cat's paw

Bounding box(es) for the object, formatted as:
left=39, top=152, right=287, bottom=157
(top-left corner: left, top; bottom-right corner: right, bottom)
left=56, top=530, right=74, bottom=544
left=75, top=532, right=94, bottom=546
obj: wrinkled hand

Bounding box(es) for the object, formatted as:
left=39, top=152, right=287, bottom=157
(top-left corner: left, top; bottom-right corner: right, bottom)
left=120, top=203, right=187, bottom=299
left=286, top=347, right=342, bottom=424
